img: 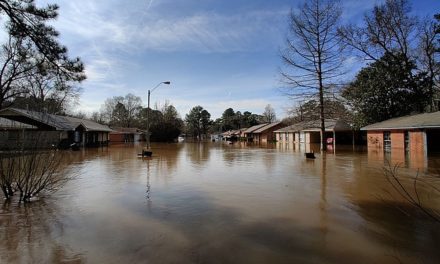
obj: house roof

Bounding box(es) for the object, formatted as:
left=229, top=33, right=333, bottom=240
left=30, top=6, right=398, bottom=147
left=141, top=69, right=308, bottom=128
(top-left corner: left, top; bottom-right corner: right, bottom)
left=0, top=108, right=112, bottom=132
left=62, top=116, right=113, bottom=132
left=253, top=122, right=283, bottom=133
left=243, top=123, right=271, bottom=134
left=222, top=129, right=240, bottom=137
left=274, top=119, right=351, bottom=133
left=0, top=117, right=36, bottom=129
left=109, top=127, right=145, bottom=134
left=361, top=111, right=440, bottom=131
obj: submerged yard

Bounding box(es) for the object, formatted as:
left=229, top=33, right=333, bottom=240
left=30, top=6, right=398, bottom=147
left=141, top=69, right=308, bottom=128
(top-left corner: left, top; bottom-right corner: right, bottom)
left=1, top=142, right=440, bottom=263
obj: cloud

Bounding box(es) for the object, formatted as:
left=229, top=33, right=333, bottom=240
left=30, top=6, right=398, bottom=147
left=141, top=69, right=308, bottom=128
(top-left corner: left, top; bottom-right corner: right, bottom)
left=51, top=1, right=287, bottom=54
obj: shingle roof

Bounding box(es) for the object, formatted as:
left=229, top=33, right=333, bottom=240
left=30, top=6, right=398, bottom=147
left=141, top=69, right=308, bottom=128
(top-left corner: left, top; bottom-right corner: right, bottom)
left=361, top=111, right=440, bottom=130
left=274, top=119, right=351, bottom=133
left=0, top=108, right=112, bottom=132
left=253, top=122, right=282, bottom=133
left=243, top=123, right=269, bottom=134
left=0, top=117, right=35, bottom=129
left=62, top=116, right=113, bottom=132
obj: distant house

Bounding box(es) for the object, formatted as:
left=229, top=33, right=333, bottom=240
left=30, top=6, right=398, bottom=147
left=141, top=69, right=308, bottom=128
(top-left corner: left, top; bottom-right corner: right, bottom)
left=0, top=108, right=112, bottom=149
left=210, top=133, right=223, bottom=142
left=244, top=122, right=285, bottom=143
left=222, top=128, right=248, bottom=142
left=274, top=119, right=352, bottom=145
left=109, top=127, right=145, bottom=143
left=361, top=111, right=440, bottom=155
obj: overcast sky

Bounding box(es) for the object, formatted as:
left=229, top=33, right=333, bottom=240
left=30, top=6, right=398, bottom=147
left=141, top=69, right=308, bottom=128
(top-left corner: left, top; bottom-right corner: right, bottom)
left=37, top=0, right=439, bottom=119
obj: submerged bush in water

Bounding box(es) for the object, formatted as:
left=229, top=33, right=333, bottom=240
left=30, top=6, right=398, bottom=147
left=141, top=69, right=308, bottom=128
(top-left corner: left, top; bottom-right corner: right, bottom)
left=0, top=143, right=70, bottom=203
left=383, top=161, right=440, bottom=223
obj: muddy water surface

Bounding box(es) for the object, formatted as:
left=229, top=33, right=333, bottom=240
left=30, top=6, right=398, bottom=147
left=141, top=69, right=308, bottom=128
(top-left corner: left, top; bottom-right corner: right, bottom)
left=1, top=142, right=440, bottom=263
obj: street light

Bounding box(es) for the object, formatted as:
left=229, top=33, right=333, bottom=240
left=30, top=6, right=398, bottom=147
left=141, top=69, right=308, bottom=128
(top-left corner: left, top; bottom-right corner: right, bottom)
left=144, top=81, right=171, bottom=156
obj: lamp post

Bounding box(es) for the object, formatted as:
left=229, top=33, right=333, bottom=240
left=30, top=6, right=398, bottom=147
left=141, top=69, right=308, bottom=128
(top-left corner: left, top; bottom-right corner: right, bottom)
left=144, top=81, right=171, bottom=156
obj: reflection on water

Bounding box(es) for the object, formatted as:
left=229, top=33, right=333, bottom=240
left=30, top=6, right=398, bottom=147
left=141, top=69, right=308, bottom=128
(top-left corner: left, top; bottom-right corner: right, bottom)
left=1, top=142, right=440, bottom=263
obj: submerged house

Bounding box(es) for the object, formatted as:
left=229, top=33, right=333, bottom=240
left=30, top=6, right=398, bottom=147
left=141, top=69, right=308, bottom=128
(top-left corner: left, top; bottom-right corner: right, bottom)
left=361, top=111, right=440, bottom=155
left=244, top=122, right=284, bottom=143
left=0, top=108, right=112, bottom=149
left=109, top=127, right=145, bottom=143
left=222, top=128, right=248, bottom=142
left=274, top=119, right=353, bottom=145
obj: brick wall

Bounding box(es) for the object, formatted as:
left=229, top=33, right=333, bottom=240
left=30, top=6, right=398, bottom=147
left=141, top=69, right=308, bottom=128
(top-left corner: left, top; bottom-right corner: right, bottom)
left=410, top=131, right=425, bottom=153
left=390, top=130, right=404, bottom=149
left=367, top=131, right=383, bottom=148
left=409, top=131, right=426, bottom=169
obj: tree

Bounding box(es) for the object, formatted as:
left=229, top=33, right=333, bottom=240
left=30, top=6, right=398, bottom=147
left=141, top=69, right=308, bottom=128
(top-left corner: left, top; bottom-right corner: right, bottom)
left=285, top=99, right=351, bottom=125
left=100, top=94, right=142, bottom=127
left=0, top=36, right=34, bottom=108
left=9, top=61, right=82, bottom=114
left=185, top=106, right=211, bottom=140
left=123, top=93, right=142, bottom=128
left=339, top=0, right=417, bottom=63
left=112, top=102, right=128, bottom=127
left=339, top=0, right=437, bottom=113
left=419, top=18, right=439, bottom=111
left=280, top=0, right=343, bottom=150
left=0, top=132, right=71, bottom=203
left=0, top=1, right=85, bottom=110
left=210, top=109, right=261, bottom=133
left=342, top=52, right=430, bottom=128
left=234, top=111, right=243, bottom=129
left=242, top=111, right=260, bottom=127
left=90, top=111, right=104, bottom=123
left=149, top=102, right=183, bottom=142
left=222, top=108, right=235, bottom=130
left=262, top=104, right=276, bottom=123
left=100, top=96, right=122, bottom=124
left=0, top=0, right=85, bottom=76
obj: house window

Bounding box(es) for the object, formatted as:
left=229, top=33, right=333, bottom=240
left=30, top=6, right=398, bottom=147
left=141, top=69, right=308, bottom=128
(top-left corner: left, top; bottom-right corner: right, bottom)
left=404, top=131, right=409, bottom=151
left=285, top=133, right=289, bottom=141
left=383, top=131, right=391, bottom=150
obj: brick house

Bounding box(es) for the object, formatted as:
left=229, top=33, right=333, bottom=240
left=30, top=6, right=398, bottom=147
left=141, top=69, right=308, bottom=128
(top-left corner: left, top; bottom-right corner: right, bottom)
left=274, top=119, right=353, bottom=145
left=244, top=122, right=285, bottom=143
left=109, top=127, right=145, bottom=143
left=361, top=112, right=440, bottom=157
left=0, top=107, right=112, bottom=149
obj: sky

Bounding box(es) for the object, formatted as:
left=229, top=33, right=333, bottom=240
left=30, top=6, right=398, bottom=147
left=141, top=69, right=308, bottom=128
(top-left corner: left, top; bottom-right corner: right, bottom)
left=35, top=0, right=439, bottom=119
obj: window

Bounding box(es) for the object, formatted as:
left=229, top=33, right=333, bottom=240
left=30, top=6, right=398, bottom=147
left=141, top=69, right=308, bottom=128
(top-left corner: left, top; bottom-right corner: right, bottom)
left=383, top=131, right=391, bottom=150
left=285, top=133, right=289, bottom=141
left=404, top=131, right=409, bottom=151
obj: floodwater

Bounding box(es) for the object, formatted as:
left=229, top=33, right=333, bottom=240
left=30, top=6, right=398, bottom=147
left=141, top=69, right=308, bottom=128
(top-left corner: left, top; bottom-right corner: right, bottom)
left=1, top=142, right=440, bottom=263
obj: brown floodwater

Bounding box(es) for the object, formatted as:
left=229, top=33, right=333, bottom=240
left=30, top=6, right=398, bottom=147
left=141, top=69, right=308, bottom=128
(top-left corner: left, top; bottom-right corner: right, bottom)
left=1, top=142, right=440, bottom=263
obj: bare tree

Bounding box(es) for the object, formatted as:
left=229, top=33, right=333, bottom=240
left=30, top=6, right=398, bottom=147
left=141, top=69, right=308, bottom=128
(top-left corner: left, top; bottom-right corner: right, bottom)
left=338, top=0, right=417, bottom=64
left=0, top=35, right=35, bottom=108
left=419, top=18, right=440, bottom=111
left=10, top=61, right=82, bottom=114
left=100, top=94, right=142, bottom=127
left=262, top=104, right=276, bottom=123
left=0, top=132, right=72, bottom=203
left=280, top=0, right=344, bottom=150
left=90, top=111, right=104, bottom=123
left=124, top=93, right=142, bottom=127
